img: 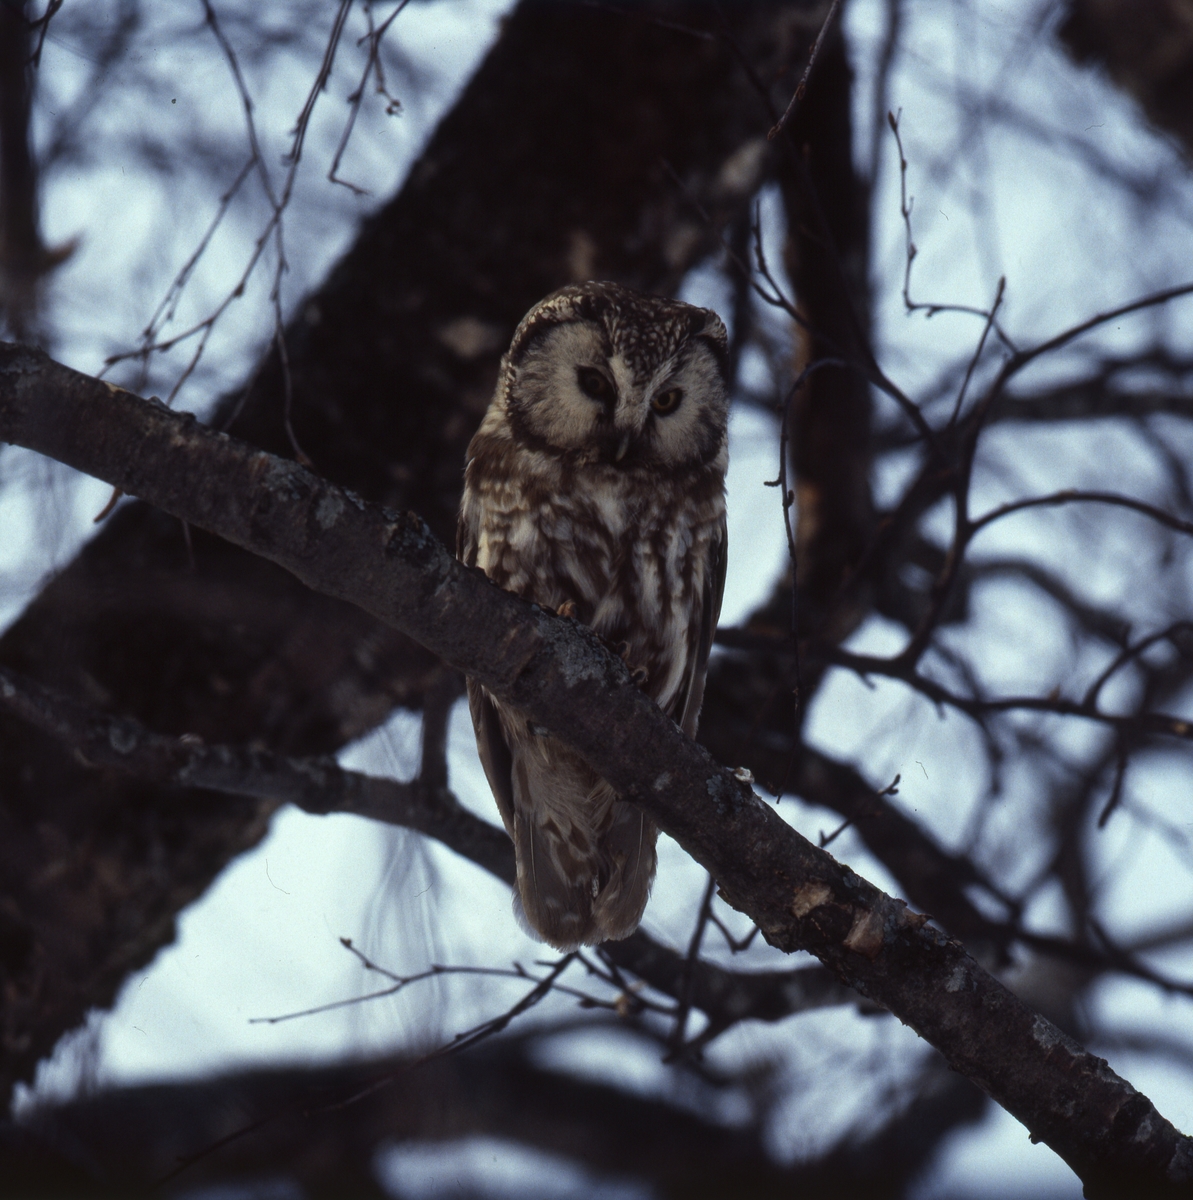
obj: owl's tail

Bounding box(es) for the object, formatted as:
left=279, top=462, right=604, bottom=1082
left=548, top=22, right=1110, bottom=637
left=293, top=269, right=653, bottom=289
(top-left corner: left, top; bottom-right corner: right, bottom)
left=590, top=799, right=658, bottom=942
left=510, top=757, right=657, bottom=950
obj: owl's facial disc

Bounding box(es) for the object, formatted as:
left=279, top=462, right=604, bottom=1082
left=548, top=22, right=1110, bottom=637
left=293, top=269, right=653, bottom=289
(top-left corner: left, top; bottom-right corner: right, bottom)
left=633, top=339, right=727, bottom=470
left=506, top=321, right=608, bottom=453
left=508, top=314, right=727, bottom=469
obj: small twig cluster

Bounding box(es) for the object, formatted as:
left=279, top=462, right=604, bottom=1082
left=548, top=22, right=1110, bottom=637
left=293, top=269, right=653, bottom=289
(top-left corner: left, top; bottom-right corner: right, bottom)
left=100, top=0, right=411, bottom=459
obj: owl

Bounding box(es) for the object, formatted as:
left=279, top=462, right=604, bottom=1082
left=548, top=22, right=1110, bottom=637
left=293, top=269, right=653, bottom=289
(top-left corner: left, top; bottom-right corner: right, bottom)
left=457, top=282, right=729, bottom=949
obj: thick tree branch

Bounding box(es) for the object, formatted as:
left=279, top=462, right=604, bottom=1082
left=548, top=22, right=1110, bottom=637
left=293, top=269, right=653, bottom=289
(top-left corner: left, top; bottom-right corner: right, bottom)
left=0, top=0, right=804, bottom=1100
left=11, top=1040, right=790, bottom=1196
left=0, top=660, right=856, bottom=1035
left=3, top=346, right=1190, bottom=1192
left=992, top=384, right=1193, bottom=425
left=700, top=659, right=1011, bottom=950
left=11, top=1036, right=974, bottom=1197
left=0, top=2, right=47, bottom=340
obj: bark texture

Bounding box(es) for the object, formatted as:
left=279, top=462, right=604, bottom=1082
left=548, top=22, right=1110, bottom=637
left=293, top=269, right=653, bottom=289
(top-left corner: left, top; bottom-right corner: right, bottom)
left=2, top=347, right=1190, bottom=1194
left=0, top=658, right=856, bottom=1035
left=7, top=3, right=1188, bottom=1193
left=0, top=0, right=811, bottom=1102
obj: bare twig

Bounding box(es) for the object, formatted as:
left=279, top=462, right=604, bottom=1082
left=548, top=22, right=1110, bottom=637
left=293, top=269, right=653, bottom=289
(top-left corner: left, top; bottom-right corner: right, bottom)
left=663, top=159, right=938, bottom=449
left=104, top=0, right=393, bottom=462
left=768, top=0, right=844, bottom=141
left=970, top=489, right=1193, bottom=540
left=157, top=955, right=576, bottom=1186
left=0, top=657, right=853, bottom=1038
left=327, top=0, right=412, bottom=194
left=27, top=0, right=64, bottom=70
left=116, top=157, right=256, bottom=395
left=1007, top=279, right=1193, bottom=377
left=950, top=276, right=1006, bottom=425
left=1082, top=621, right=1193, bottom=711
left=819, top=775, right=900, bottom=849
left=824, top=644, right=1193, bottom=744
left=886, top=111, right=1017, bottom=347
left=284, top=0, right=354, bottom=169
left=249, top=944, right=634, bottom=1027
left=1096, top=742, right=1131, bottom=829
left=3, top=348, right=1191, bottom=1189
left=709, top=911, right=761, bottom=954
left=666, top=873, right=717, bottom=1058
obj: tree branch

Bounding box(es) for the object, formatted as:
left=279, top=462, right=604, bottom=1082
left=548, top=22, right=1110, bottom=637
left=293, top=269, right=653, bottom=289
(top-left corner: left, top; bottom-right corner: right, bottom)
left=0, top=0, right=813, bottom=1102
left=0, top=658, right=856, bottom=1036
left=3, top=346, right=1190, bottom=1192
left=3, top=1037, right=850, bottom=1195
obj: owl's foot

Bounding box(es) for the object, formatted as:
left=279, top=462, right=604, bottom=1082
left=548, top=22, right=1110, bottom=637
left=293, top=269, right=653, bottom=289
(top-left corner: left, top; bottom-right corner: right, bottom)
left=556, top=599, right=578, bottom=619
left=611, top=640, right=649, bottom=687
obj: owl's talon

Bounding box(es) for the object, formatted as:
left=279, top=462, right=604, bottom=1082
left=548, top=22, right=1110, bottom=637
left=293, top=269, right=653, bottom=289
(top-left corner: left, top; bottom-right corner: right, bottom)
left=608, top=639, right=648, bottom=685
left=556, top=599, right=578, bottom=619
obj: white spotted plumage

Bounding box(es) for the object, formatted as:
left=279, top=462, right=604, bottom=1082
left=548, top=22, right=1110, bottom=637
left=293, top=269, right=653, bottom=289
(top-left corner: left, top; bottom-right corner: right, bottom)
left=458, top=282, right=729, bottom=949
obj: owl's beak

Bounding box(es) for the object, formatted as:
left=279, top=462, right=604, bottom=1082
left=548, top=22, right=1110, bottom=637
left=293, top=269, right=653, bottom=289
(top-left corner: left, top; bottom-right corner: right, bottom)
left=610, top=393, right=647, bottom=461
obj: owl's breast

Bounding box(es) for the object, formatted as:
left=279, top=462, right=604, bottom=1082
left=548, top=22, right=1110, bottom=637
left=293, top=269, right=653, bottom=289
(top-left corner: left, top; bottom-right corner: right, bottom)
left=593, top=501, right=719, bottom=716
left=467, top=448, right=722, bottom=717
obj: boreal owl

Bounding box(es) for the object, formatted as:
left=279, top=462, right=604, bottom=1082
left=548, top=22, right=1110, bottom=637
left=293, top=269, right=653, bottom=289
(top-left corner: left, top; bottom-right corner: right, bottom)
left=457, top=282, right=729, bottom=949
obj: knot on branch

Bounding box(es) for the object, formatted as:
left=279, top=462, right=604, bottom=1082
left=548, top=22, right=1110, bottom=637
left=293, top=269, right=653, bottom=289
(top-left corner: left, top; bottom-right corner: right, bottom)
left=791, top=882, right=930, bottom=961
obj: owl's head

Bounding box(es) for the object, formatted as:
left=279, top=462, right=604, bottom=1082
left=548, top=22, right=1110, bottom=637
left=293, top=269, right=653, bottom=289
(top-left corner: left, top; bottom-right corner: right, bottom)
left=494, top=282, right=730, bottom=472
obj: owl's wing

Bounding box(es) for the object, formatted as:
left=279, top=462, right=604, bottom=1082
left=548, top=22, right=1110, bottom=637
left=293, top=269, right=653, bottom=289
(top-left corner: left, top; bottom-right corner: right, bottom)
left=458, top=496, right=517, bottom=836
left=677, top=518, right=727, bottom=738
left=468, top=678, right=516, bottom=837
left=456, top=494, right=477, bottom=565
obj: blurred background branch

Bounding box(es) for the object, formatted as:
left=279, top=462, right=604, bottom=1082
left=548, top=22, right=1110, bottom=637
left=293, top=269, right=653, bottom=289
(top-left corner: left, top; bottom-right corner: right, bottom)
left=3, top=0, right=1193, bottom=1195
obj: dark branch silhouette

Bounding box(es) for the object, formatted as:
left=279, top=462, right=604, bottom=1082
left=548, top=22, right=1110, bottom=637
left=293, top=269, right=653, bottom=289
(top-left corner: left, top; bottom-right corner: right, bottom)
left=2, top=343, right=1190, bottom=1193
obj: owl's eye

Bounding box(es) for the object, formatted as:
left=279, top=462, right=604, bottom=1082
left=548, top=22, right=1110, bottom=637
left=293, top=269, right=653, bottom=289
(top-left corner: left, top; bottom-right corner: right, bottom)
left=577, top=367, right=613, bottom=401
left=651, top=387, right=683, bottom=415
